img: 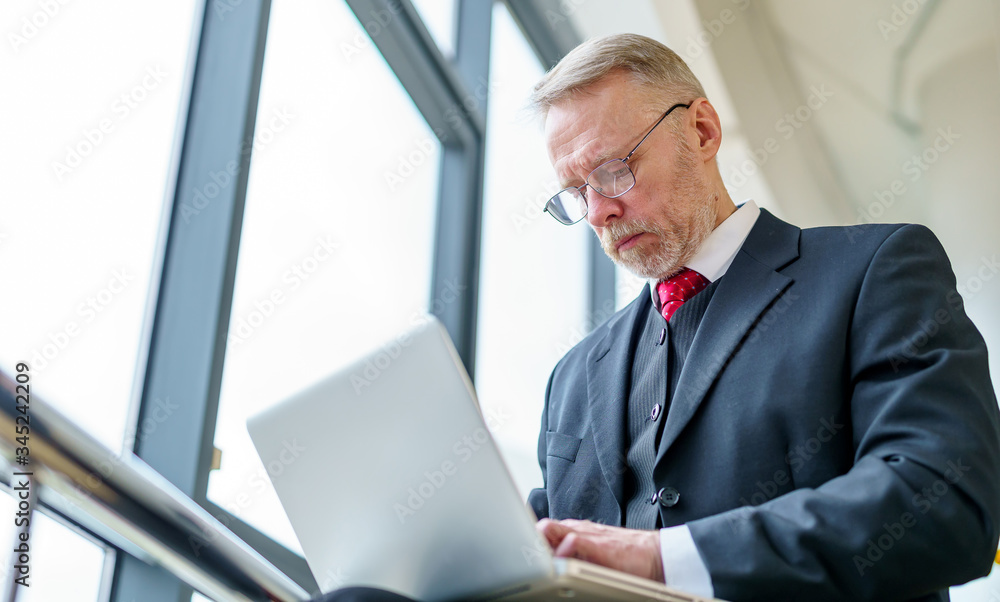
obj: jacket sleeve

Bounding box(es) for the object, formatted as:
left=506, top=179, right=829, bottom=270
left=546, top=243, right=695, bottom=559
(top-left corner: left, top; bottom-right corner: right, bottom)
left=688, top=225, right=1000, bottom=601
left=527, top=367, right=557, bottom=519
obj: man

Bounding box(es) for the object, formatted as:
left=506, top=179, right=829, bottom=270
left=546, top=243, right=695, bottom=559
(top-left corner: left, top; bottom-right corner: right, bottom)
left=528, top=34, right=1000, bottom=601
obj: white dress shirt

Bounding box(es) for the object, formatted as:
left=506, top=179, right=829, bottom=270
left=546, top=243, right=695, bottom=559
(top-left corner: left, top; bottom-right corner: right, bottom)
left=649, top=200, right=760, bottom=596
left=649, top=200, right=761, bottom=309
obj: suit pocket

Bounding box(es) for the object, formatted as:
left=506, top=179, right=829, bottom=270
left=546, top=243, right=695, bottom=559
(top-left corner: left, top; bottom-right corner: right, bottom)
left=546, top=431, right=583, bottom=462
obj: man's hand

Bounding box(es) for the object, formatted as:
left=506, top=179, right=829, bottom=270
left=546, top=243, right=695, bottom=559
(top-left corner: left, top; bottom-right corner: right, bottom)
left=536, top=518, right=664, bottom=583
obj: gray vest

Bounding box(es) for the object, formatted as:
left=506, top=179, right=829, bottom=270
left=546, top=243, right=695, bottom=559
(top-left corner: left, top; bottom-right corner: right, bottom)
left=623, top=279, right=721, bottom=529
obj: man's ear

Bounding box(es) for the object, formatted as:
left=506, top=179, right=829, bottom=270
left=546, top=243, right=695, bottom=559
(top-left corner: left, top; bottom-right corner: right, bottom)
left=690, top=98, right=722, bottom=162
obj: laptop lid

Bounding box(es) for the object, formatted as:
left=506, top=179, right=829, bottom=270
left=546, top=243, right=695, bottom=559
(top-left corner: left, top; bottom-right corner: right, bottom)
left=247, top=316, right=552, bottom=601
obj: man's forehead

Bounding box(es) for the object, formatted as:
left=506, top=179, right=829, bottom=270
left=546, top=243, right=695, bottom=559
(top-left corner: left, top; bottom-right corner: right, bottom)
left=545, top=97, right=642, bottom=185
left=549, top=136, right=618, bottom=186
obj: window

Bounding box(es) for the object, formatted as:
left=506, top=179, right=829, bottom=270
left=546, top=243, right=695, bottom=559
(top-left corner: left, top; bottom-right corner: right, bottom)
left=616, top=265, right=648, bottom=310
left=0, top=1, right=199, bottom=598
left=410, top=0, right=457, bottom=58
left=0, top=0, right=199, bottom=454
left=208, top=0, right=442, bottom=552
left=475, top=3, right=590, bottom=498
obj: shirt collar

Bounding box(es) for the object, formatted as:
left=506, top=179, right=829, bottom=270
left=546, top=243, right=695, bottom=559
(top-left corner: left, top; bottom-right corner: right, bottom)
left=649, top=200, right=760, bottom=309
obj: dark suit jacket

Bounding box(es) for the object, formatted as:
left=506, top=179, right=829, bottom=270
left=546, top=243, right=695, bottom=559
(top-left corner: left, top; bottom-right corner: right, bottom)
left=528, top=209, right=1000, bottom=602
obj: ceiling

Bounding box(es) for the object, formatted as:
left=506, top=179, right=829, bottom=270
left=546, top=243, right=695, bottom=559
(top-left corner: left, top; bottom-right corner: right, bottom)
left=567, top=0, right=1000, bottom=229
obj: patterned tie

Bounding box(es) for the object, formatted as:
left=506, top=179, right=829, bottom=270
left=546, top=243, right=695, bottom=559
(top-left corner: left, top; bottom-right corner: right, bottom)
left=656, top=268, right=710, bottom=322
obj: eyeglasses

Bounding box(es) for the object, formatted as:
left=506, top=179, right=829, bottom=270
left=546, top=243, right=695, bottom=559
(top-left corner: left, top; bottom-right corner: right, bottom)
left=544, top=102, right=691, bottom=225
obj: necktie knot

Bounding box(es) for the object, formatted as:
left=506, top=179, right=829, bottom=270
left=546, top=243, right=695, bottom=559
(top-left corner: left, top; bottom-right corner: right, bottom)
left=656, top=268, right=710, bottom=322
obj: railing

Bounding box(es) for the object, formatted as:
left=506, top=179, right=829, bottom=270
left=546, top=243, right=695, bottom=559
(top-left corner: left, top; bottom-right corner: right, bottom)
left=0, top=369, right=311, bottom=602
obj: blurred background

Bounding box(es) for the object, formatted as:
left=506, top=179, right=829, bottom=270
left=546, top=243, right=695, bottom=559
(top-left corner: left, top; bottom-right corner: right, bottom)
left=1, top=0, right=998, bottom=599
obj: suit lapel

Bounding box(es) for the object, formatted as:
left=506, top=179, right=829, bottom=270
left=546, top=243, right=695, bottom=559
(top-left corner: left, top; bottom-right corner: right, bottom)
left=586, top=289, right=649, bottom=519
left=655, top=209, right=800, bottom=465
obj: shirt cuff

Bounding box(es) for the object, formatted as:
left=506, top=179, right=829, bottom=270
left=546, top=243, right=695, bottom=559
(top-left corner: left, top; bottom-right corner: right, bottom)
left=659, top=525, right=714, bottom=598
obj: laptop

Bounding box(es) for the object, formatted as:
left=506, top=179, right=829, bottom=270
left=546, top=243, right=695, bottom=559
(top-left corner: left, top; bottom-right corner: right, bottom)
left=247, top=316, right=718, bottom=602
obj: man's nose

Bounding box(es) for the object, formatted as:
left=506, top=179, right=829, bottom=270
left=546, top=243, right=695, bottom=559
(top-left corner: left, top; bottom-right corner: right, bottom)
left=586, top=192, right=623, bottom=228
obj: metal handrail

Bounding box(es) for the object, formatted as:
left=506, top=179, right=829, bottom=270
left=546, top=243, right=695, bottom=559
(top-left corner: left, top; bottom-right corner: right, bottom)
left=0, top=369, right=311, bottom=602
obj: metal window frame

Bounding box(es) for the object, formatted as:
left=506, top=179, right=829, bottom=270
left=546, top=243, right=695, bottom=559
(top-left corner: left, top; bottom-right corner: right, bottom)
left=111, top=0, right=273, bottom=599
left=342, top=0, right=492, bottom=375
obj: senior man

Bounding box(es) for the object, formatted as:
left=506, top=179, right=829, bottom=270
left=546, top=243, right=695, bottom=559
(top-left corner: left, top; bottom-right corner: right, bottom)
left=526, top=34, right=1000, bottom=601
left=316, top=33, right=1000, bottom=602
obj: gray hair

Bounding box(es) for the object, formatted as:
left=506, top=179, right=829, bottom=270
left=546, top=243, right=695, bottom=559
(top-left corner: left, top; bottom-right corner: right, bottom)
left=530, top=33, right=706, bottom=118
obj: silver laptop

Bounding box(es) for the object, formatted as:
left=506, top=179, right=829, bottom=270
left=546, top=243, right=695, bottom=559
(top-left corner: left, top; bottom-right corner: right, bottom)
left=247, top=316, right=717, bottom=602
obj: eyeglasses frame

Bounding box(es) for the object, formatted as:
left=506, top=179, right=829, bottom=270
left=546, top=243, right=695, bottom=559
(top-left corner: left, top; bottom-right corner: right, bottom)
left=543, top=102, right=692, bottom=225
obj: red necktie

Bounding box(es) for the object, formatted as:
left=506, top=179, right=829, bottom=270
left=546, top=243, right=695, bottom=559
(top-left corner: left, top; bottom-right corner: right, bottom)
left=656, top=268, right=710, bottom=322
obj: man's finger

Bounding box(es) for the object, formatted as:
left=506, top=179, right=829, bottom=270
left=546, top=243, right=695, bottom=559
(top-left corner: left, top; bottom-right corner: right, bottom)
left=552, top=531, right=579, bottom=558
left=536, top=518, right=571, bottom=548
left=553, top=531, right=604, bottom=566
left=559, top=519, right=609, bottom=534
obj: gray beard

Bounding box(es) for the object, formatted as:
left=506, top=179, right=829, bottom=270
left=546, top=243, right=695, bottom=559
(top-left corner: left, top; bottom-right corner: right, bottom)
left=602, top=196, right=717, bottom=280
left=599, top=136, right=719, bottom=279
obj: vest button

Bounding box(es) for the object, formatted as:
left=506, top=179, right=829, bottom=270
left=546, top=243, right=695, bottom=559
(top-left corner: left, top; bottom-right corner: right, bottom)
left=656, top=487, right=680, bottom=508
left=657, top=328, right=666, bottom=345
left=650, top=403, right=661, bottom=421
